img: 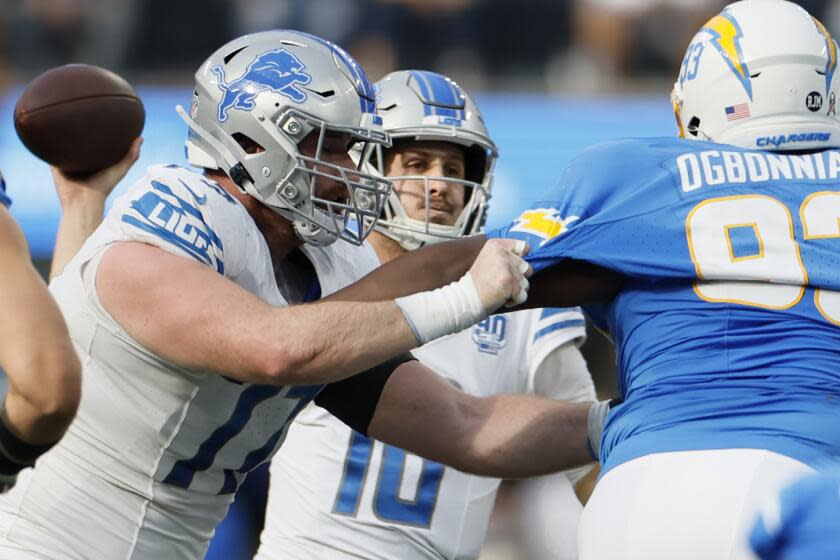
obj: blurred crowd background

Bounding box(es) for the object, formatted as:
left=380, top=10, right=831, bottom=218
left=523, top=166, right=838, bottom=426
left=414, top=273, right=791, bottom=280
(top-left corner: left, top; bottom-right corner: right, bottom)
left=2, top=1, right=838, bottom=559
left=0, top=0, right=835, bottom=92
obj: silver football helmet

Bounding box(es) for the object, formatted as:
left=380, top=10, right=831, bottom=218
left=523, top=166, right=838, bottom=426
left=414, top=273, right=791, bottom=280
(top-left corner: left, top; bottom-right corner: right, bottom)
left=374, top=70, right=498, bottom=250
left=178, top=30, right=392, bottom=246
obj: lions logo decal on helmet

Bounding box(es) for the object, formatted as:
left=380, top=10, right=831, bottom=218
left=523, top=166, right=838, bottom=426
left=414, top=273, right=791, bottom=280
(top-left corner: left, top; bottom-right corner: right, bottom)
left=212, top=49, right=312, bottom=122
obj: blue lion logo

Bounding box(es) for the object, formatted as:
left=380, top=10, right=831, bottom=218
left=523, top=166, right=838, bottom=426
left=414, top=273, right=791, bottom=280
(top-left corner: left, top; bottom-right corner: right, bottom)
left=212, top=48, right=312, bottom=123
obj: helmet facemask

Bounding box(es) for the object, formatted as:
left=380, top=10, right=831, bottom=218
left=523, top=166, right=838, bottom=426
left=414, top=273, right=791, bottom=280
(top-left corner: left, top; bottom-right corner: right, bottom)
left=269, top=108, right=392, bottom=246
left=375, top=140, right=496, bottom=249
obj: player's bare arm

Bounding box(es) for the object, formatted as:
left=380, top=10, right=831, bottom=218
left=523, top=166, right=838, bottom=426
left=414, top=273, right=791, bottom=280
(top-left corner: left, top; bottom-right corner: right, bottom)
left=0, top=208, right=80, bottom=446
left=332, top=234, right=624, bottom=308
left=96, top=236, right=529, bottom=386
left=329, top=234, right=487, bottom=302
left=50, top=137, right=142, bottom=280
left=367, top=360, right=594, bottom=476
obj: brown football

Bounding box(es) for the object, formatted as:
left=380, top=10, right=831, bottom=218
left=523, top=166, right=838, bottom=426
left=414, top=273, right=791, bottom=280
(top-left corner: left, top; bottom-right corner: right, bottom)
left=14, top=64, right=145, bottom=175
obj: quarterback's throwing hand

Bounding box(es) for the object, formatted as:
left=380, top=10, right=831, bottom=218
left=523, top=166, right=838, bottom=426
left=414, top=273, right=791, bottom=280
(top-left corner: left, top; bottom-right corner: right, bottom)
left=51, top=136, right=142, bottom=208
left=469, top=238, right=533, bottom=312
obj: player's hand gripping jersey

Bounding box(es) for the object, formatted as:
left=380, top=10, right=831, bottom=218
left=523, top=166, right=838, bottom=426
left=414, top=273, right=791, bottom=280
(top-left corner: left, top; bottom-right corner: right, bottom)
left=492, top=137, right=840, bottom=475
left=259, top=307, right=591, bottom=560
left=0, top=165, right=380, bottom=560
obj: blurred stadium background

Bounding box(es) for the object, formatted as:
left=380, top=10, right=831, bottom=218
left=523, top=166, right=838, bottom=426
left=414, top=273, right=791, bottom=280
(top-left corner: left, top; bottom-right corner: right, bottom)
left=0, top=0, right=836, bottom=558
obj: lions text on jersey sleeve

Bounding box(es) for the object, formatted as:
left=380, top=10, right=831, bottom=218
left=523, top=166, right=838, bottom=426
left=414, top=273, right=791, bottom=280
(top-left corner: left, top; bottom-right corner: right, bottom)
left=491, top=137, right=840, bottom=475
left=0, top=165, right=380, bottom=560
left=258, top=307, right=590, bottom=560
left=0, top=173, right=10, bottom=208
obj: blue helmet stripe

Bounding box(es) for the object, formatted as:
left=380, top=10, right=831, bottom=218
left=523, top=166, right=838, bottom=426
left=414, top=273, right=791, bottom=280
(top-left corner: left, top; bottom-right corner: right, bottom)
left=409, top=71, right=434, bottom=116
left=422, top=71, right=466, bottom=121
left=296, top=32, right=377, bottom=114
left=425, top=73, right=458, bottom=106
left=409, top=70, right=468, bottom=121
left=448, top=80, right=466, bottom=120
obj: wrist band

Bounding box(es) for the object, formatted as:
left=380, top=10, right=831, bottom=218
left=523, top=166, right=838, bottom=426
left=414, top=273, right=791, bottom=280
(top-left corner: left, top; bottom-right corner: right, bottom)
left=395, top=272, right=487, bottom=345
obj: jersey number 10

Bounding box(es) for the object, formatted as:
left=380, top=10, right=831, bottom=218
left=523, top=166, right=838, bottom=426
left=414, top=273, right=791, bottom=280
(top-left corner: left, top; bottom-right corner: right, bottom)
left=686, top=193, right=840, bottom=324
left=333, top=431, right=445, bottom=528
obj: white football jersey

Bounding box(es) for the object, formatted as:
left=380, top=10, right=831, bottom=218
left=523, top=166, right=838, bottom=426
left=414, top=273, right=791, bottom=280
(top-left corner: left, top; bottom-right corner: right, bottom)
left=258, top=306, right=593, bottom=560
left=0, top=165, right=380, bottom=560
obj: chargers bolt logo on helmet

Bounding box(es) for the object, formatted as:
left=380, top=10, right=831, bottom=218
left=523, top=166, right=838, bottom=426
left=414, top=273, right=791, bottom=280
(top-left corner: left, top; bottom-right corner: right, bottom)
left=703, top=12, right=752, bottom=99
left=212, top=48, right=312, bottom=123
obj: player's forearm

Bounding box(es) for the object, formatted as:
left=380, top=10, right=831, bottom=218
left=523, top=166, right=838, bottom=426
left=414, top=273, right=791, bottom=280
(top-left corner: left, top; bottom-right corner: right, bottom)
left=261, top=300, right=418, bottom=385
left=0, top=317, right=81, bottom=444
left=260, top=239, right=528, bottom=384
left=0, top=221, right=81, bottom=442
left=50, top=189, right=107, bottom=279
left=453, top=397, right=594, bottom=478
left=370, top=364, right=594, bottom=478
left=328, top=234, right=487, bottom=302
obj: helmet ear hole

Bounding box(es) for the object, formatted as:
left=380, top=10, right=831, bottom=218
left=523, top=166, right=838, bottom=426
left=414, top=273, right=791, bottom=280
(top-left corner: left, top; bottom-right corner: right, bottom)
left=687, top=116, right=701, bottom=137
left=231, top=133, right=265, bottom=154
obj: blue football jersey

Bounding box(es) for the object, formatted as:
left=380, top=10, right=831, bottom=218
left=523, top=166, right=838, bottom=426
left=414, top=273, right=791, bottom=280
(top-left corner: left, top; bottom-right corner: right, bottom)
left=491, top=137, right=840, bottom=474
left=750, top=467, right=840, bottom=560
left=0, top=172, right=10, bottom=208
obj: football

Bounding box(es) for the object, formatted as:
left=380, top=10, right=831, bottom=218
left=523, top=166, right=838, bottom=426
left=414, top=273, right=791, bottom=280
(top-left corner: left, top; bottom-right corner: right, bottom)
left=14, top=64, right=145, bottom=175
